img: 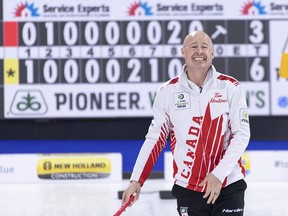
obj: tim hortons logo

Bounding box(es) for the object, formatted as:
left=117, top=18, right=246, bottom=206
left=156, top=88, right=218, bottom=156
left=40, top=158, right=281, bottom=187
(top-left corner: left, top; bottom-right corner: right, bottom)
left=210, top=93, right=227, bottom=103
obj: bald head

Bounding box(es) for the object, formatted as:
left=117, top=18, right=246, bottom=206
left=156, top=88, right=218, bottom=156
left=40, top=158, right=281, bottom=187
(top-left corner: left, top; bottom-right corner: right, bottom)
left=183, top=31, right=213, bottom=48
left=181, top=30, right=214, bottom=73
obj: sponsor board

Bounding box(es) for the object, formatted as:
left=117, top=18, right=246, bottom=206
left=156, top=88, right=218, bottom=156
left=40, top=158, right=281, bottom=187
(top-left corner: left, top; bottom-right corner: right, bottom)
left=164, top=150, right=288, bottom=182
left=269, top=20, right=288, bottom=115
left=4, top=84, right=158, bottom=118
left=4, top=0, right=288, bottom=21
left=0, top=153, right=122, bottom=183
left=37, top=157, right=111, bottom=180
left=4, top=79, right=270, bottom=118
left=241, top=82, right=269, bottom=115
left=245, top=151, right=288, bottom=182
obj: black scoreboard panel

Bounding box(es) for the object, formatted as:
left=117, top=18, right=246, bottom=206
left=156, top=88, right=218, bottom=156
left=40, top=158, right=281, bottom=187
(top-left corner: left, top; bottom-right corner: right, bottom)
left=14, top=19, right=269, bottom=84
left=2, top=16, right=275, bottom=118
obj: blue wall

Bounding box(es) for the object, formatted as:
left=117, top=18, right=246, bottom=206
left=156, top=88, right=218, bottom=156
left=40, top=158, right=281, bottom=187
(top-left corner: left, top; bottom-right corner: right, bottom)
left=0, top=140, right=288, bottom=172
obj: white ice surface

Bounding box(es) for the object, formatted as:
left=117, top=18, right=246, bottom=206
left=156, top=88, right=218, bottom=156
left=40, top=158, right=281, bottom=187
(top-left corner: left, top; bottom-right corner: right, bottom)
left=0, top=180, right=287, bottom=216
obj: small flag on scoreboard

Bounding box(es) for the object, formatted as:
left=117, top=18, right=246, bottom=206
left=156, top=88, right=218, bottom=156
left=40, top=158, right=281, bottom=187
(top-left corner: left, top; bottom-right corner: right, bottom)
left=4, top=59, right=19, bottom=85
left=3, top=22, right=18, bottom=47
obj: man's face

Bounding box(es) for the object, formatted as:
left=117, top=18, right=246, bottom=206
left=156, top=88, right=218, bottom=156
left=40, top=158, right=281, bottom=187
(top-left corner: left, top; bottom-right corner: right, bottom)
left=181, top=32, right=214, bottom=71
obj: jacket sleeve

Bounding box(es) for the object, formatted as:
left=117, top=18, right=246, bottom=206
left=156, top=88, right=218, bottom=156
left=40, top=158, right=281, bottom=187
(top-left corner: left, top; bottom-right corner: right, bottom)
left=130, top=85, right=171, bottom=185
left=212, top=83, right=250, bottom=183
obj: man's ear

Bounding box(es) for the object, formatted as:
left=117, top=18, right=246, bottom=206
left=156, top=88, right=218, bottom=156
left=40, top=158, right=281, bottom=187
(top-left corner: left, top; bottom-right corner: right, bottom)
left=181, top=47, right=185, bottom=57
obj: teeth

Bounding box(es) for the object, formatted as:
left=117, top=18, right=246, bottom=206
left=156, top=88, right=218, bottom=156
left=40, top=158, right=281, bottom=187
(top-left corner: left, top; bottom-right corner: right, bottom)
left=194, top=57, right=204, bottom=61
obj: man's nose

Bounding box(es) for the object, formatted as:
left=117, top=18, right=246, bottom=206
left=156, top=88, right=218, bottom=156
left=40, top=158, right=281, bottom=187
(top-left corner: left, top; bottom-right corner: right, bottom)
left=196, top=47, right=203, bottom=54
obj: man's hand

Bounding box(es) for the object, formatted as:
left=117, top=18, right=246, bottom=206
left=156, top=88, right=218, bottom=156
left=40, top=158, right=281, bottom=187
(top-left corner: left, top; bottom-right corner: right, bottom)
left=121, top=180, right=141, bottom=206
left=199, top=173, right=222, bottom=204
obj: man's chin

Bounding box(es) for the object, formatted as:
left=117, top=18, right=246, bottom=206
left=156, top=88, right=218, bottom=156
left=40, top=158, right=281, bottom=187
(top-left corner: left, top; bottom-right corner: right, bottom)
left=190, top=64, right=210, bottom=71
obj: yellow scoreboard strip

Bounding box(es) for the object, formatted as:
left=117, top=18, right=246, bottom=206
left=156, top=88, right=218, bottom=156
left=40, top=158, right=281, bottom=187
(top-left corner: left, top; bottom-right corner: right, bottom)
left=4, top=59, right=19, bottom=85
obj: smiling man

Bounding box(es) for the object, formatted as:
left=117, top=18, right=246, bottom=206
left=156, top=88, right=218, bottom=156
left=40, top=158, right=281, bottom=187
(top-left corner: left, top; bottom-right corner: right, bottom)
left=122, top=31, right=250, bottom=216
left=181, top=31, right=214, bottom=88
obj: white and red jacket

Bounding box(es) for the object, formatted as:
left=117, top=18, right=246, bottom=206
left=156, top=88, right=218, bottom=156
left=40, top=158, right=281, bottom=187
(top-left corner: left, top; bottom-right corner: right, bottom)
left=131, top=65, right=250, bottom=192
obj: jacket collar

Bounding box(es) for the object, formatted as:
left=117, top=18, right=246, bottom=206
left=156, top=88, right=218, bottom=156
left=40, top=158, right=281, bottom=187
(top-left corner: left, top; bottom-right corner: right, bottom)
left=179, top=64, right=217, bottom=92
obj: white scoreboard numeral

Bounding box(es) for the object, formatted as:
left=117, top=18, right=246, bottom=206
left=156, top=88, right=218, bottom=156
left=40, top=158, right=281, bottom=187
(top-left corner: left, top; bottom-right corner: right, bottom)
left=150, top=46, right=156, bottom=56
left=171, top=47, right=177, bottom=56
left=43, top=60, right=58, bottom=83
left=108, top=47, right=115, bottom=57
left=64, top=60, right=78, bottom=83
left=249, top=20, right=264, bottom=44
left=105, top=22, right=120, bottom=45
left=63, top=22, right=78, bottom=46
left=25, top=60, right=34, bottom=83
left=250, top=57, right=264, bottom=81
left=106, top=59, right=120, bottom=83
left=189, top=21, right=204, bottom=32
left=22, top=22, right=37, bottom=46
left=168, top=59, right=182, bottom=79
left=46, top=48, right=52, bottom=57
left=85, top=59, right=100, bottom=83
left=127, top=59, right=141, bottom=82
left=149, top=59, right=158, bottom=82
left=147, top=21, right=162, bottom=44
left=126, top=21, right=141, bottom=45
left=45, top=22, right=54, bottom=45
left=167, top=21, right=181, bottom=44
left=129, top=47, right=136, bottom=57
left=85, top=22, right=99, bottom=45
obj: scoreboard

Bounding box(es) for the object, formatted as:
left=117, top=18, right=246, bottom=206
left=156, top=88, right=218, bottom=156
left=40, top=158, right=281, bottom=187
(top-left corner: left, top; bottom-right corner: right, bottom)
left=1, top=0, right=288, bottom=119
